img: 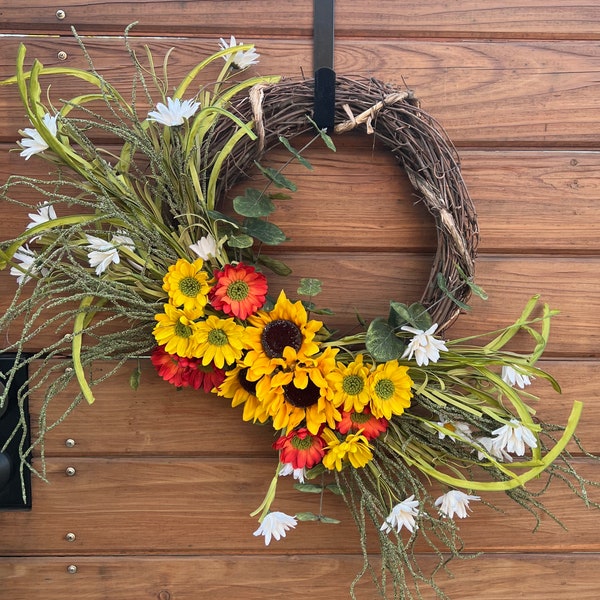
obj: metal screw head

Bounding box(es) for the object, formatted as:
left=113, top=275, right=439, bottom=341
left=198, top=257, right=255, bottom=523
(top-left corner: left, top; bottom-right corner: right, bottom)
left=57, top=51, right=68, bottom=61
left=56, top=10, right=66, bottom=20
left=65, top=438, right=76, bottom=448
left=65, top=466, right=76, bottom=477
left=67, top=564, right=77, bottom=574
left=65, top=532, right=76, bottom=542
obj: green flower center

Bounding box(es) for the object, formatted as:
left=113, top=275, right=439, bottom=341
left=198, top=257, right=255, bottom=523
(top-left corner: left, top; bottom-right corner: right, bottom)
left=350, top=411, right=372, bottom=424
left=261, top=319, right=302, bottom=358
left=284, top=380, right=320, bottom=408
left=179, top=276, right=201, bottom=298
left=227, top=280, right=250, bottom=301
left=291, top=434, right=314, bottom=451
left=374, top=378, right=395, bottom=401
left=174, top=320, right=193, bottom=339
left=207, top=328, right=228, bottom=347
left=342, top=374, right=364, bottom=396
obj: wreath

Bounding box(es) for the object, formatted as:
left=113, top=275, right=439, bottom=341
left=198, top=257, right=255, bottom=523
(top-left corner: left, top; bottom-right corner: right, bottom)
left=0, top=29, right=596, bottom=600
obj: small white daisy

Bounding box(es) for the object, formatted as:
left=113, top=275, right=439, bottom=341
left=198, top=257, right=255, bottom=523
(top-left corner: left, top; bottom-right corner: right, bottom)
left=147, top=97, right=200, bottom=127
left=491, top=418, right=537, bottom=457
left=253, top=511, right=297, bottom=546
left=189, top=234, right=218, bottom=260
left=501, top=365, right=532, bottom=389
left=435, top=490, right=480, bottom=519
left=380, top=495, right=420, bottom=534
left=401, top=323, right=448, bottom=366
left=219, top=35, right=260, bottom=69
left=19, top=113, right=58, bottom=160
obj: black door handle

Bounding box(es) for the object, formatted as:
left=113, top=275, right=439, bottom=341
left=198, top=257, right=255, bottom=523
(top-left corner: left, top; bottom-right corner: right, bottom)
left=0, top=451, right=12, bottom=491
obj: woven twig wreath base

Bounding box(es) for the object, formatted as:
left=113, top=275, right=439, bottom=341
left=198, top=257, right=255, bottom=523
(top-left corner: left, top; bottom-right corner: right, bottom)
left=213, top=76, right=479, bottom=331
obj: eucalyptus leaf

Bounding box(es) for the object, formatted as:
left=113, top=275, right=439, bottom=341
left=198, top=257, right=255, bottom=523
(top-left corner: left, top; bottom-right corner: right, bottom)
left=295, top=512, right=320, bottom=522
left=326, top=483, right=343, bottom=496
left=129, top=365, right=141, bottom=391
left=206, top=209, right=239, bottom=227
left=244, top=218, right=287, bottom=245
left=294, top=483, right=324, bottom=494
left=437, top=273, right=471, bottom=311
left=456, top=264, right=489, bottom=300
left=254, top=161, right=297, bottom=191
left=318, top=515, right=341, bottom=524
left=366, top=317, right=405, bottom=362
left=278, top=135, right=313, bottom=170
left=408, top=302, right=432, bottom=330
left=226, top=233, right=254, bottom=248
left=297, top=278, right=322, bottom=296
left=256, top=254, right=292, bottom=276
left=233, top=187, right=275, bottom=217
left=307, top=115, right=337, bottom=151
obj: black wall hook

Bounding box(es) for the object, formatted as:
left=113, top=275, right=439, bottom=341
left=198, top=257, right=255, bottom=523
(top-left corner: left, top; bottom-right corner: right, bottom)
left=313, top=0, right=336, bottom=130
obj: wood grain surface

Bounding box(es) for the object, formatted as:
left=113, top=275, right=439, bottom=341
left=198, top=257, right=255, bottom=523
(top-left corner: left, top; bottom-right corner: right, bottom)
left=1, top=2, right=599, bottom=599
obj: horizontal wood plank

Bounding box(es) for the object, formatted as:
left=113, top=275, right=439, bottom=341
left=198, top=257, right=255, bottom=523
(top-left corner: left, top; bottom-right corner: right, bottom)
left=2, top=553, right=600, bottom=600
left=2, top=255, right=599, bottom=355
left=2, top=1, right=600, bottom=39
left=3, top=145, right=599, bottom=254
left=0, top=458, right=597, bottom=555
left=26, top=359, right=600, bottom=456
left=1, top=37, right=600, bottom=145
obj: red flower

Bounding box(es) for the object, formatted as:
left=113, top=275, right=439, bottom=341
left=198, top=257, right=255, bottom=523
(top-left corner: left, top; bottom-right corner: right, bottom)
left=273, top=427, right=326, bottom=469
left=151, top=346, right=225, bottom=392
left=209, top=263, right=268, bottom=319
left=337, top=407, right=389, bottom=440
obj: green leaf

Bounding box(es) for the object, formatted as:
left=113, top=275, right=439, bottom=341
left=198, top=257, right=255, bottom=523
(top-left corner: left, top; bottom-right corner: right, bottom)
left=254, top=161, right=297, bottom=191
left=326, top=483, right=343, bottom=496
left=226, top=233, right=254, bottom=248
left=307, top=115, right=337, bottom=151
left=456, top=264, right=489, bottom=300
left=256, top=255, right=292, bottom=276
left=269, top=192, right=292, bottom=200
left=295, top=512, right=320, bottom=522
left=129, top=365, right=141, bottom=391
left=408, top=303, right=432, bottom=330
left=294, top=483, right=324, bottom=494
left=233, top=188, right=275, bottom=217
left=437, top=273, right=471, bottom=311
left=206, top=210, right=239, bottom=227
left=318, top=515, right=341, bottom=524
left=297, top=278, right=322, bottom=296
left=388, top=302, right=412, bottom=329
left=366, top=317, right=404, bottom=362
left=278, top=135, right=313, bottom=170
left=244, top=218, right=287, bottom=245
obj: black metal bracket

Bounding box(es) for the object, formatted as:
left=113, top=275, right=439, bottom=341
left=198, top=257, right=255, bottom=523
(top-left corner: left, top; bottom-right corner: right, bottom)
left=313, top=0, right=336, bottom=131
left=0, top=354, right=32, bottom=509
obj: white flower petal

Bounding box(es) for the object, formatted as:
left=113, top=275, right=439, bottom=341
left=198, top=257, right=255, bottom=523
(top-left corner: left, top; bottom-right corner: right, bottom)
left=491, top=418, right=537, bottom=457
left=189, top=234, right=218, bottom=260
left=501, top=365, right=532, bottom=389
left=18, top=113, right=58, bottom=160
left=380, top=495, right=420, bottom=534
left=401, top=323, right=447, bottom=366
left=9, top=244, right=45, bottom=285
left=218, top=35, right=260, bottom=69
left=434, top=490, right=480, bottom=519
left=253, top=511, right=297, bottom=546
left=147, top=97, right=200, bottom=126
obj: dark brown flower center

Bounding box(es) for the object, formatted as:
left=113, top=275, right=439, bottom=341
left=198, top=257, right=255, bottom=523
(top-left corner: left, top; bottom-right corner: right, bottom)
left=284, top=379, right=320, bottom=408
left=237, top=368, right=257, bottom=396
left=261, top=319, right=302, bottom=358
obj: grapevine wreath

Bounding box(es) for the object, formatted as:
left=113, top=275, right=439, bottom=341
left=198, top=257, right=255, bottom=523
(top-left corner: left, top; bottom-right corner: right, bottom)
left=0, top=29, right=597, bottom=600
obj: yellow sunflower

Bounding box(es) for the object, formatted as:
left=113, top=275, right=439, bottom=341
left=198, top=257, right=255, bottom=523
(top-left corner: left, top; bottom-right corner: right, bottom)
left=218, top=365, right=271, bottom=424
left=368, top=360, right=413, bottom=420
left=162, top=257, right=211, bottom=314
left=254, top=346, right=341, bottom=434
left=329, top=354, right=371, bottom=412
left=194, top=315, right=246, bottom=368
left=153, top=303, right=201, bottom=358
left=243, top=290, right=323, bottom=381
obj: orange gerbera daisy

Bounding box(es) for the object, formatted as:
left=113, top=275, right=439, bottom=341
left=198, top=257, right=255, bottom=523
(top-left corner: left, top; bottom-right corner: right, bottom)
left=209, top=262, right=268, bottom=319
left=273, top=427, right=326, bottom=469
left=337, top=407, right=389, bottom=440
